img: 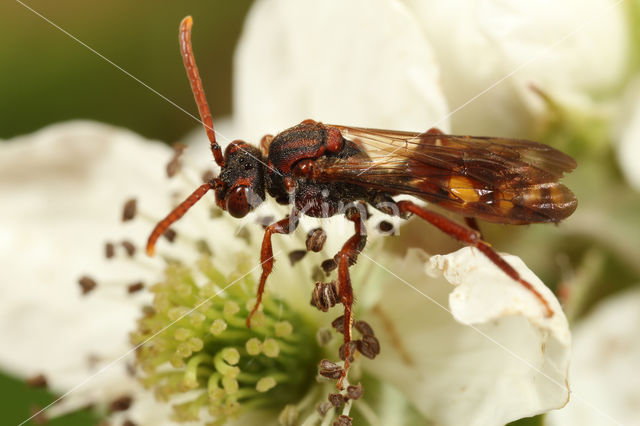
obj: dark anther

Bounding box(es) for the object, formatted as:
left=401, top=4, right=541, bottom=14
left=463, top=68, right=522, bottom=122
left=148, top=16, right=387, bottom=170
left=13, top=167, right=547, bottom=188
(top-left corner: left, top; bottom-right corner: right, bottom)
left=334, top=415, right=353, bottom=426
left=105, top=242, right=115, bottom=259
left=377, top=220, right=394, bottom=233
left=318, top=359, right=343, bottom=380
left=321, top=258, right=337, bottom=274
left=209, top=206, right=224, bottom=219
left=123, top=420, right=137, bottom=426
left=166, top=143, right=186, bottom=178
left=288, top=249, right=307, bottom=266
left=121, top=240, right=136, bottom=257
left=163, top=228, right=177, bottom=242
left=127, top=282, right=144, bottom=294
left=202, top=169, right=215, bottom=183
left=346, top=383, right=364, bottom=400
left=108, top=395, right=133, bottom=412
left=87, top=353, right=102, bottom=368
left=328, top=393, right=346, bottom=408
left=166, top=160, right=179, bottom=177
left=354, top=320, right=375, bottom=337
left=26, top=374, right=48, bottom=388
left=29, top=406, right=47, bottom=425
left=357, top=335, right=380, bottom=359
left=306, top=227, right=327, bottom=252
left=316, top=401, right=332, bottom=417
left=316, top=328, right=333, bottom=346
left=126, top=362, right=136, bottom=377
left=122, top=198, right=137, bottom=222
left=339, top=341, right=358, bottom=363
left=78, top=275, right=97, bottom=295
left=331, top=315, right=345, bottom=334
left=195, top=239, right=213, bottom=255
left=310, top=281, right=340, bottom=312
left=142, top=305, right=155, bottom=317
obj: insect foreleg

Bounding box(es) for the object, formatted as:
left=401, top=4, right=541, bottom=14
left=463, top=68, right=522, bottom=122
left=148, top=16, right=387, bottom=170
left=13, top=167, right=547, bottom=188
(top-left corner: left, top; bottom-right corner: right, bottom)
left=396, top=200, right=553, bottom=317
left=246, top=212, right=300, bottom=327
left=146, top=181, right=217, bottom=256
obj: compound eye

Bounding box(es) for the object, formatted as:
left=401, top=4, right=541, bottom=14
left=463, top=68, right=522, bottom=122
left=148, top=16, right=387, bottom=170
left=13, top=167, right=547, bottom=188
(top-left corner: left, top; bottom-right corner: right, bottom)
left=226, top=186, right=251, bottom=218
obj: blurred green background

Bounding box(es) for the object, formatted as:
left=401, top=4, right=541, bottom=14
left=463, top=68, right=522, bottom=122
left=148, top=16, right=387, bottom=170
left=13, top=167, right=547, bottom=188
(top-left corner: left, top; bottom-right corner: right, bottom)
left=1, top=1, right=252, bottom=424
left=1, top=1, right=253, bottom=142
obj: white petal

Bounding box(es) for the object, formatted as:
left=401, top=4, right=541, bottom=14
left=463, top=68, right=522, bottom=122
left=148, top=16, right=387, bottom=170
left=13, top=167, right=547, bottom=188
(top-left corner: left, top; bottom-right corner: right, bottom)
left=106, top=384, right=176, bottom=426
left=364, top=247, right=570, bottom=426
left=234, top=0, right=449, bottom=141
left=401, top=0, right=630, bottom=135
left=616, top=78, right=640, bottom=190
left=546, top=289, right=640, bottom=426
left=0, top=122, right=169, bottom=388
left=0, top=122, right=202, bottom=419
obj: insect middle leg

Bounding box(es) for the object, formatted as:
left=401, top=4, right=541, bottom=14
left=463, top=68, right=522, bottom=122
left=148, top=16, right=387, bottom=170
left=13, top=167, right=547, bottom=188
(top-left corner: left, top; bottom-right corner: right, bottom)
left=335, top=206, right=367, bottom=387
left=246, top=212, right=300, bottom=327
left=396, top=200, right=553, bottom=317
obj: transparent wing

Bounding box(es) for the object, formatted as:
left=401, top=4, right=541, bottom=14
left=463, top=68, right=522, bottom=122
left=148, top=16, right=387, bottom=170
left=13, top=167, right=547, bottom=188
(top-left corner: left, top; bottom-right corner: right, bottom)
left=315, top=125, right=577, bottom=224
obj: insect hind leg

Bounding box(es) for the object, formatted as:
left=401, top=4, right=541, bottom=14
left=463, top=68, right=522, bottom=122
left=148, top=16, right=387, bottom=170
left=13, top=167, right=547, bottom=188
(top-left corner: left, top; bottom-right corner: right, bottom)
left=396, top=200, right=553, bottom=317
left=464, top=217, right=483, bottom=239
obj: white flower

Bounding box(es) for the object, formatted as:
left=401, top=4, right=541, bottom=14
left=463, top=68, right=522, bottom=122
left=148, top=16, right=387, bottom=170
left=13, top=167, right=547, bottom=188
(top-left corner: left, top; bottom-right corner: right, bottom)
left=363, top=248, right=570, bottom=426
left=233, top=0, right=450, bottom=141
left=0, top=122, right=570, bottom=425
left=616, top=77, right=640, bottom=190
left=546, top=289, right=640, bottom=426
left=401, top=0, right=630, bottom=136
left=235, top=0, right=630, bottom=139
left=0, top=122, right=170, bottom=421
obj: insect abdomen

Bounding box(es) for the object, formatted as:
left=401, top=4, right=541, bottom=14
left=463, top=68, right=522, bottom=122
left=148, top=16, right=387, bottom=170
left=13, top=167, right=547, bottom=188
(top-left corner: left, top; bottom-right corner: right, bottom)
left=494, top=182, right=577, bottom=224
left=435, top=176, right=577, bottom=224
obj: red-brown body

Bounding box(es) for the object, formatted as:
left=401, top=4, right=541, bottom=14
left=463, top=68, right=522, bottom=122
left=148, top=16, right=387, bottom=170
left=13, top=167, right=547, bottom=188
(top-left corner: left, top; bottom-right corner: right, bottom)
left=265, top=120, right=386, bottom=218
left=146, top=16, right=577, bottom=390
left=263, top=120, right=577, bottom=225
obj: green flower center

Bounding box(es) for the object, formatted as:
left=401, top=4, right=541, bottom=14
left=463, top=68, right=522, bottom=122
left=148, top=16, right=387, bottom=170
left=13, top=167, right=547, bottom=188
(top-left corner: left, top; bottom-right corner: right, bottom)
left=130, top=255, right=319, bottom=423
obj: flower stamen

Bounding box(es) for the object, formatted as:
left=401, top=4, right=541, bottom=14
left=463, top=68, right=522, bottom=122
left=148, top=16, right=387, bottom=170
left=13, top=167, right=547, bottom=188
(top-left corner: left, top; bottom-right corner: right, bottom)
left=131, top=253, right=318, bottom=422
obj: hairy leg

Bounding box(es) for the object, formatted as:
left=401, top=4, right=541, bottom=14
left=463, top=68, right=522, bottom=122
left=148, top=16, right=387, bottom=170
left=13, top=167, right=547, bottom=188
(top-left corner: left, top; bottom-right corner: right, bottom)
left=335, top=206, right=367, bottom=388
left=247, top=213, right=299, bottom=327
left=397, top=200, right=553, bottom=317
